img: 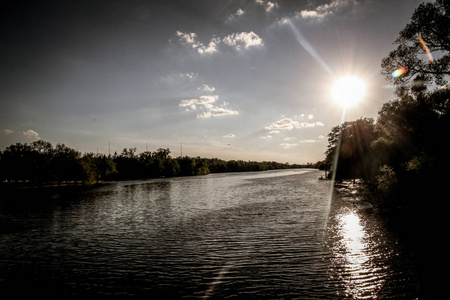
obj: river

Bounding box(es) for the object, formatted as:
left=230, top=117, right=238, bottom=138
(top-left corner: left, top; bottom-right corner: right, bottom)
left=0, top=169, right=438, bottom=298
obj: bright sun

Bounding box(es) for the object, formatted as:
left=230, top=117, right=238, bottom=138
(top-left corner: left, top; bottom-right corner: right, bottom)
left=332, top=76, right=366, bottom=108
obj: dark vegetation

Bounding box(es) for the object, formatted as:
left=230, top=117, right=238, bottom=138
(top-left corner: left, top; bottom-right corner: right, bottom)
left=0, top=141, right=311, bottom=188
left=320, top=0, right=449, bottom=213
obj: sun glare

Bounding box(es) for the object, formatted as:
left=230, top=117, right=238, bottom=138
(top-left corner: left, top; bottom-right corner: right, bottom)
left=332, top=76, right=366, bottom=108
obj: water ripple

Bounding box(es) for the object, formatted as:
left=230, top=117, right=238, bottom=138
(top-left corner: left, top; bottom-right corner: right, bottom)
left=0, top=170, right=432, bottom=298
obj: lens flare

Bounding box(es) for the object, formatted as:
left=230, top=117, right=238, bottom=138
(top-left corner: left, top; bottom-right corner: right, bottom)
left=287, top=19, right=334, bottom=76
left=417, top=35, right=433, bottom=64
left=391, top=67, right=407, bottom=78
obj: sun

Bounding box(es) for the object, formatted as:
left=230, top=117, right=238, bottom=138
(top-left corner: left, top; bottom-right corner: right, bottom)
left=332, top=76, right=366, bottom=108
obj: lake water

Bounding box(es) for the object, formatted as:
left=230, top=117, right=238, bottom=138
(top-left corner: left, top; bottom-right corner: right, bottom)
left=0, top=169, right=438, bottom=298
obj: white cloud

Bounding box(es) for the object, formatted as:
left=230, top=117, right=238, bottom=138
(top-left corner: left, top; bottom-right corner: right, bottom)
left=198, top=84, right=215, bottom=92
left=256, top=0, right=278, bottom=12
left=280, top=143, right=297, bottom=149
left=265, top=118, right=324, bottom=131
left=223, top=133, right=236, bottom=138
left=4, top=129, right=14, bottom=135
left=176, top=31, right=197, bottom=44
left=23, top=129, right=40, bottom=139
left=228, top=8, right=245, bottom=21
left=265, top=118, right=298, bottom=130
left=176, top=31, right=220, bottom=55
left=179, top=95, right=238, bottom=119
left=277, top=17, right=288, bottom=25
left=176, top=31, right=263, bottom=54
left=179, top=95, right=218, bottom=111
left=197, top=37, right=221, bottom=54
left=197, top=107, right=239, bottom=119
left=297, top=0, right=357, bottom=21
left=235, top=8, right=245, bottom=16
left=181, top=72, right=198, bottom=80
left=298, top=9, right=330, bottom=20
left=222, top=32, right=263, bottom=51
left=299, top=139, right=318, bottom=143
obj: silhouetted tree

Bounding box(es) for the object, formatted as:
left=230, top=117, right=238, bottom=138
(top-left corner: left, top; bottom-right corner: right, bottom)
left=381, top=0, right=449, bottom=87
left=326, top=118, right=377, bottom=182
left=1, top=143, right=34, bottom=183
left=53, top=143, right=81, bottom=186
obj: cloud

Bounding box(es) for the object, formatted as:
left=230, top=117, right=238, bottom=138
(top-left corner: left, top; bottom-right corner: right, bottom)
left=228, top=8, right=245, bottom=21
left=297, top=0, right=357, bottom=21
left=176, top=31, right=220, bottom=55
left=179, top=95, right=239, bottom=119
left=256, top=0, right=278, bottom=12
left=179, top=95, right=218, bottom=111
left=280, top=143, right=297, bottom=149
left=265, top=118, right=324, bottom=131
left=159, top=72, right=198, bottom=85
left=197, top=107, right=239, bottom=119
left=223, top=32, right=263, bottom=51
left=198, top=38, right=221, bottom=54
left=176, top=31, right=263, bottom=54
left=176, top=31, right=197, bottom=44
left=4, top=129, right=14, bottom=135
left=223, top=133, right=236, bottom=138
left=265, top=118, right=297, bottom=130
left=198, top=84, right=215, bottom=92
left=299, top=139, right=318, bottom=143
left=297, top=9, right=331, bottom=20
left=281, top=139, right=321, bottom=149
left=23, top=129, right=40, bottom=139
left=180, top=72, right=198, bottom=80
left=277, top=17, right=288, bottom=25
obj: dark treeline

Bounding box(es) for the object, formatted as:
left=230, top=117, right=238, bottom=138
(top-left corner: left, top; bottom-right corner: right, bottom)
left=322, top=86, right=450, bottom=209
left=0, top=141, right=311, bottom=187
left=320, top=0, right=449, bottom=212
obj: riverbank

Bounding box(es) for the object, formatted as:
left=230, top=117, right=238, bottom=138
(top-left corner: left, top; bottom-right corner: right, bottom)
left=331, top=178, right=445, bottom=298
left=0, top=182, right=110, bottom=203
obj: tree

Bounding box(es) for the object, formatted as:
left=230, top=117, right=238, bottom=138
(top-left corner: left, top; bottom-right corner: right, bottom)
left=30, top=140, right=54, bottom=186
left=325, top=118, right=377, bottom=181
left=373, top=87, right=450, bottom=202
left=1, top=143, right=34, bottom=183
left=316, top=159, right=331, bottom=179
left=381, top=0, right=450, bottom=87
left=53, top=143, right=81, bottom=185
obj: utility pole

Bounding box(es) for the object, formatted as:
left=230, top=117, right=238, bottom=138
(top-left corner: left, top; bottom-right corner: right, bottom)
left=180, top=142, right=183, bottom=157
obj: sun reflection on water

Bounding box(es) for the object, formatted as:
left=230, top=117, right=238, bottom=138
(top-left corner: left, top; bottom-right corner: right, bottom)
left=332, top=210, right=386, bottom=299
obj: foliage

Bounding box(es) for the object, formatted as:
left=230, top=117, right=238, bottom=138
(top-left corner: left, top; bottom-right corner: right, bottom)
left=381, top=0, right=450, bottom=87
left=324, top=86, right=450, bottom=209
left=322, top=1, right=450, bottom=210
left=325, top=118, right=377, bottom=181
left=0, top=141, right=314, bottom=188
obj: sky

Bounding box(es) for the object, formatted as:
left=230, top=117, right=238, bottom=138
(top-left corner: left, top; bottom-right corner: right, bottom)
left=0, top=0, right=426, bottom=164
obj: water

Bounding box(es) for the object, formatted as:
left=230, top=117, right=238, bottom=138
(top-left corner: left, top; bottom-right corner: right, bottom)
left=0, top=169, right=437, bottom=298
